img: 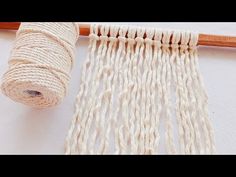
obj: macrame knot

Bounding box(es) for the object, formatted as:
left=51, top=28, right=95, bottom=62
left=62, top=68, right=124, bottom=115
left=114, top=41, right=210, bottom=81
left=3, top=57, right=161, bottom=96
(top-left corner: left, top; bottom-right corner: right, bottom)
left=153, top=40, right=162, bottom=48
left=162, top=43, right=170, bottom=49
left=154, top=30, right=163, bottom=42
left=135, top=37, right=144, bottom=44
left=171, top=43, right=179, bottom=49
left=127, top=38, right=135, bottom=45
left=100, top=36, right=109, bottom=42
left=100, top=25, right=110, bottom=36
left=127, top=27, right=137, bottom=40
left=90, top=24, right=99, bottom=35
left=145, top=38, right=153, bottom=45
left=180, top=44, right=189, bottom=50
left=109, top=36, right=118, bottom=43
left=89, top=33, right=100, bottom=41
left=189, top=32, right=198, bottom=51
left=171, top=31, right=181, bottom=44
left=109, top=26, right=120, bottom=38
left=118, top=36, right=127, bottom=43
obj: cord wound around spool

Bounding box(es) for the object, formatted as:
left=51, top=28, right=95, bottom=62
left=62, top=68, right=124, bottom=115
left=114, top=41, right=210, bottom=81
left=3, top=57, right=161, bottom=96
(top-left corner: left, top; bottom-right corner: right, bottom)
left=1, top=22, right=78, bottom=108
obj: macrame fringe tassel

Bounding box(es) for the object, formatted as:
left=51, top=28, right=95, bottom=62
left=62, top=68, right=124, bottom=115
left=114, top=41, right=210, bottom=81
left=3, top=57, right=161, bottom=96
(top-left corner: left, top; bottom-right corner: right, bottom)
left=65, top=24, right=216, bottom=154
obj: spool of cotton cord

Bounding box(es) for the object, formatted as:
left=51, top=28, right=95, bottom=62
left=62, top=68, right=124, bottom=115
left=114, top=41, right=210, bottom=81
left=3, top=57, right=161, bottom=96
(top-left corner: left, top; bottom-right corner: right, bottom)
left=1, top=22, right=79, bottom=108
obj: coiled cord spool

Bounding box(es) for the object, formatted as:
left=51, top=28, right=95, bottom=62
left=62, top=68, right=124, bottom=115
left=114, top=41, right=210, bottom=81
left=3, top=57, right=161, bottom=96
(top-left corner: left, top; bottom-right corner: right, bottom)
left=1, top=22, right=78, bottom=108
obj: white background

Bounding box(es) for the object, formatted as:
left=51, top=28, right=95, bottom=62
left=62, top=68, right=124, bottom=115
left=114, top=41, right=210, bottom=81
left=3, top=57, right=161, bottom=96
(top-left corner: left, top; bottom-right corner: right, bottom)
left=0, top=23, right=236, bottom=154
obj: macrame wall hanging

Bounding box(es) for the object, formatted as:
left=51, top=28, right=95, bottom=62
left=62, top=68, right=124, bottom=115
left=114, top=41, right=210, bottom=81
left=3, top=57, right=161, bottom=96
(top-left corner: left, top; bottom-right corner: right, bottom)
left=64, top=24, right=215, bottom=154
left=1, top=22, right=229, bottom=154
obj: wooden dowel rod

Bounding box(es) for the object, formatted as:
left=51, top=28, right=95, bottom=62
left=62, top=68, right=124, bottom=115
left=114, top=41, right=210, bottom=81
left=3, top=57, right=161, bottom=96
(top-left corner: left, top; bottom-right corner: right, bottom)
left=0, top=22, right=20, bottom=30
left=1, top=22, right=236, bottom=48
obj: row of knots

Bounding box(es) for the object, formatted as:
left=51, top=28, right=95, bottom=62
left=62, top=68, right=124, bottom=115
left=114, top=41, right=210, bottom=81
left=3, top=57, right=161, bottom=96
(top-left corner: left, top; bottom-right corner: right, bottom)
left=88, top=24, right=198, bottom=50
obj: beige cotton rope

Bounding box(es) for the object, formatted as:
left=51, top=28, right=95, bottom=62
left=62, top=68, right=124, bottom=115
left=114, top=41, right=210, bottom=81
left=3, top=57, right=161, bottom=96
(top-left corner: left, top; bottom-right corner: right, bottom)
left=65, top=24, right=216, bottom=154
left=1, top=22, right=78, bottom=108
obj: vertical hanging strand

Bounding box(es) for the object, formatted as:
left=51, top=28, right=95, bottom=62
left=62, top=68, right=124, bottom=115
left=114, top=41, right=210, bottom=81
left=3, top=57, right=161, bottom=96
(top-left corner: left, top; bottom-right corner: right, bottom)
left=153, top=29, right=163, bottom=154
left=143, top=28, right=155, bottom=154
left=65, top=24, right=99, bottom=154
left=175, top=32, right=190, bottom=154
left=148, top=28, right=158, bottom=154
left=129, top=27, right=139, bottom=154
left=78, top=25, right=101, bottom=154
left=74, top=24, right=105, bottom=154
left=139, top=27, right=148, bottom=154
left=87, top=25, right=110, bottom=154
left=83, top=26, right=110, bottom=154
left=77, top=25, right=105, bottom=154
left=118, top=26, right=131, bottom=154
left=161, top=30, right=176, bottom=154
left=102, top=26, right=120, bottom=154
left=170, top=30, right=185, bottom=153
left=189, top=33, right=216, bottom=154
left=119, top=26, right=136, bottom=154
left=180, top=31, right=195, bottom=154
left=126, top=27, right=138, bottom=154
left=183, top=32, right=200, bottom=154
left=98, top=25, right=119, bottom=154
left=134, top=27, right=146, bottom=154
left=96, top=25, right=113, bottom=153
left=108, top=26, right=124, bottom=154
left=117, top=26, right=129, bottom=154
left=112, top=26, right=128, bottom=154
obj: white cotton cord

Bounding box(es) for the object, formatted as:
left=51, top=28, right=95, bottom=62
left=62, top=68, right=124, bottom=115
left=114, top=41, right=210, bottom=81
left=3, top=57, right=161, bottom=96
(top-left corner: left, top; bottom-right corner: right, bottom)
left=128, top=27, right=140, bottom=154
left=139, top=27, right=149, bottom=154
left=180, top=31, right=196, bottom=154
left=139, top=28, right=149, bottom=154
left=125, top=26, right=137, bottom=154
left=79, top=25, right=110, bottom=154
left=79, top=25, right=103, bottom=154
left=79, top=25, right=102, bottom=154
left=65, top=24, right=98, bottom=154
left=117, top=26, right=136, bottom=154
left=85, top=25, right=110, bottom=154
left=134, top=27, right=146, bottom=154
left=147, top=28, right=158, bottom=154
left=191, top=51, right=211, bottom=153
left=65, top=24, right=215, bottom=154
left=183, top=32, right=200, bottom=154
left=118, top=27, right=131, bottom=154
left=189, top=34, right=216, bottom=154
left=153, top=29, right=163, bottom=154
left=179, top=31, right=191, bottom=154
left=143, top=28, right=155, bottom=154
left=1, top=22, right=78, bottom=108
left=70, top=24, right=104, bottom=154
left=187, top=33, right=208, bottom=154
left=116, top=26, right=129, bottom=154
left=93, top=25, right=112, bottom=154
left=83, top=26, right=109, bottom=154
left=161, top=30, right=177, bottom=154
left=170, top=30, right=185, bottom=154
left=97, top=25, right=120, bottom=154
left=174, top=31, right=191, bottom=154
left=101, top=25, right=120, bottom=154
left=108, top=26, right=126, bottom=154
